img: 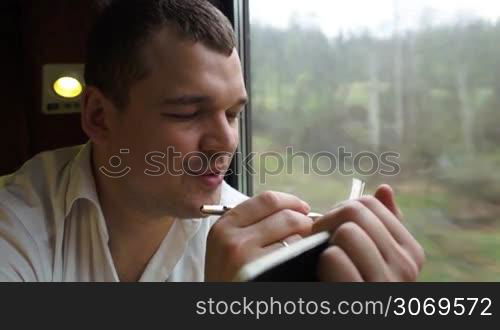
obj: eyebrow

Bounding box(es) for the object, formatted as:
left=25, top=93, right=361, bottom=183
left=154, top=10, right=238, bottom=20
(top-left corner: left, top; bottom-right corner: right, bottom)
left=161, top=95, right=211, bottom=105
left=161, top=94, right=249, bottom=108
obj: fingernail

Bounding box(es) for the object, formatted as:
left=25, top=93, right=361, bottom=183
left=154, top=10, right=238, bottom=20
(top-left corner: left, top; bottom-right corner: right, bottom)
left=301, top=201, right=311, bottom=213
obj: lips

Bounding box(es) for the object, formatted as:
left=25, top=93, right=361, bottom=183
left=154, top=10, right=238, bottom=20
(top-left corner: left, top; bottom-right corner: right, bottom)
left=194, top=172, right=225, bottom=189
left=186, top=168, right=226, bottom=176
left=183, top=153, right=232, bottom=178
left=184, top=162, right=230, bottom=176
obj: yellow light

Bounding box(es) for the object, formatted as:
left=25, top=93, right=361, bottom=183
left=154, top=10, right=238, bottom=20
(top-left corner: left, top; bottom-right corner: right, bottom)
left=53, top=76, right=83, bottom=98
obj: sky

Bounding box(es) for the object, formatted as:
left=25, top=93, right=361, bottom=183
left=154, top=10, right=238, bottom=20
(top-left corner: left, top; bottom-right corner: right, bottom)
left=249, top=0, right=500, bottom=38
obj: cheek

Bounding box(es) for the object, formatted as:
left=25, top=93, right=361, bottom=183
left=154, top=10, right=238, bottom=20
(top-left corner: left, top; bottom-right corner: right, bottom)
left=166, top=128, right=202, bottom=153
left=229, top=125, right=240, bottom=150
left=145, top=129, right=202, bottom=174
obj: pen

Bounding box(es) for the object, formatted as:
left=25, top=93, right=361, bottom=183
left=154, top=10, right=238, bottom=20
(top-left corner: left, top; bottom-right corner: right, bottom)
left=200, top=205, right=324, bottom=220
left=201, top=178, right=365, bottom=221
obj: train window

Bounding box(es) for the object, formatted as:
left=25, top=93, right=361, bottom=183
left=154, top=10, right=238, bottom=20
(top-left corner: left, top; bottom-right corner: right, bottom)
left=246, top=0, right=500, bottom=281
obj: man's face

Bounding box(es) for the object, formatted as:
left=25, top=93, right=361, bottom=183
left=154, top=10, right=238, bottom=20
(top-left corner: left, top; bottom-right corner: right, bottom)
left=105, top=27, right=247, bottom=218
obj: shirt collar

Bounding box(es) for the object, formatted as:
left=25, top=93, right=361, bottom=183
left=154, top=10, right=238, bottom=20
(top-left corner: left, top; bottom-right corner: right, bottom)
left=63, top=143, right=241, bottom=224
left=64, top=141, right=101, bottom=217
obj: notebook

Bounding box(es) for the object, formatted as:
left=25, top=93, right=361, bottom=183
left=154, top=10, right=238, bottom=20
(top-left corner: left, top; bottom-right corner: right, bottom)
left=233, top=178, right=366, bottom=282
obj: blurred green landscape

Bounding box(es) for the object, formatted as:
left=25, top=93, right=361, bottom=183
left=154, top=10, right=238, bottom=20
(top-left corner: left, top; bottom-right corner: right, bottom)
left=249, top=13, right=500, bottom=281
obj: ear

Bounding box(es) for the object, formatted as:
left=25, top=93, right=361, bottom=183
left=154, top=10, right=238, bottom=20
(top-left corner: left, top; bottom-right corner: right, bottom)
left=81, top=86, right=115, bottom=145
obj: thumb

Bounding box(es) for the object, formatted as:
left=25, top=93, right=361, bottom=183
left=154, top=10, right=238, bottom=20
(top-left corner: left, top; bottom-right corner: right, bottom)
left=374, top=184, right=404, bottom=221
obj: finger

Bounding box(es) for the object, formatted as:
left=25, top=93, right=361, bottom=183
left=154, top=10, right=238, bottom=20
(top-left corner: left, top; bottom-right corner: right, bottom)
left=374, top=184, right=404, bottom=221
left=283, top=234, right=304, bottom=245
left=357, top=195, right=425, bottom=270
left=259, top=234, right=303, bottom=255
left=317, top=246, right=363, bottom=282
left=312, top=200, right=398, bottom=261
left=331, top=222, right=388, bottom=281
left=224, top=191, right=310, bottom=227
left=357, top=195, right=416, bottom=245
left=248, top=209, right=312, bottom=246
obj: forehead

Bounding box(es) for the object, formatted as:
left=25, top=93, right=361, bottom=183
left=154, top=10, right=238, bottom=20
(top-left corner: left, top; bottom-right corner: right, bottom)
left=139, top=27, right=246, bottom=100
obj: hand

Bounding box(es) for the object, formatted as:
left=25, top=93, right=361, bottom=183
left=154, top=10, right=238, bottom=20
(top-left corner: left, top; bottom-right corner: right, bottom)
left=205, top=191, right=313, bottom=281
left=313, top=184, right=425, bottom=282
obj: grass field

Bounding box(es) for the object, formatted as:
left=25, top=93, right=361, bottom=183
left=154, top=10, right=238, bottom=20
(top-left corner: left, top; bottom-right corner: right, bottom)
left=252, top=136, right=500, bottom=281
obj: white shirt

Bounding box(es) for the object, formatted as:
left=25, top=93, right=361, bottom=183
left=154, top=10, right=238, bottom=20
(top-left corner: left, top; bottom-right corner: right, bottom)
left=0, top=142, right=248, bottom=282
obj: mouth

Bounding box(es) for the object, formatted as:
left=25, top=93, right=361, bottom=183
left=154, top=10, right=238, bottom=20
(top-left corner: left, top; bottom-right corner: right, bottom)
left=183, top=164, right=228, bottom=189
left=184, top=164, right=229, bottom=177
left=192, top=172, right=225, bottom=189
left=186, top=168, right=226, bottom=176
left=183, top=154, right=232, bottom=188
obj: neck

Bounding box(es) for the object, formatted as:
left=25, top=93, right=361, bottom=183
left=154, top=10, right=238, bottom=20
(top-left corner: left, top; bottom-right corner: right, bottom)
left=91, top=147, right=175, bottom=282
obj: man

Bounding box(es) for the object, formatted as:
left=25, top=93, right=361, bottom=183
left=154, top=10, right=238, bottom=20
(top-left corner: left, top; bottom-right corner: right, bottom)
left=0, top=0, right=424, bottom=282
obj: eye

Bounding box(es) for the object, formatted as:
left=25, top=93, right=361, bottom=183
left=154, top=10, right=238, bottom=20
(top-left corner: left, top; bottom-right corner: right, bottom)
left=227, top=108, right=244, bottom=121
left=161, top=112, right=199, bottom=120
left=227, top=112, right=239, bottom=120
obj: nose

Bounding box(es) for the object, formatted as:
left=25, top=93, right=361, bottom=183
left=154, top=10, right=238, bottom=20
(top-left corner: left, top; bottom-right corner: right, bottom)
left=199, top=112, right=238, bottom=155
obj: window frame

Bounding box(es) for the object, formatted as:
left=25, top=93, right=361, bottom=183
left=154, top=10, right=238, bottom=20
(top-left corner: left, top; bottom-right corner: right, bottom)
left=226, top=0, right=253, bottom=196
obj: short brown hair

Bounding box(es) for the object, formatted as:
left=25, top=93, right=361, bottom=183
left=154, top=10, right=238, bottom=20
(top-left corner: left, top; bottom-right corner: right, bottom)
left=84, top=0, right=236, bottom=109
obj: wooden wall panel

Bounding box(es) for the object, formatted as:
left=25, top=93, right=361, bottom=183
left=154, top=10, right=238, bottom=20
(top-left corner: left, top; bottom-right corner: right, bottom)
left=21, top=0, right=97, bottom=157
left=0, top=0, right=235, bottom=176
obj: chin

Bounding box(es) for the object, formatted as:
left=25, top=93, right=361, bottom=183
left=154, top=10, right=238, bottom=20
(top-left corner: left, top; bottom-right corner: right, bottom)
left=177, top=204, right=212, bottom=219
left=176, top=189, right=221, bottom=219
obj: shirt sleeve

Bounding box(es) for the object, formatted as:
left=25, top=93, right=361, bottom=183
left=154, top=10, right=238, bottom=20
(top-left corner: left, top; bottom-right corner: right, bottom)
left=0, top=203, right=45, bottom=282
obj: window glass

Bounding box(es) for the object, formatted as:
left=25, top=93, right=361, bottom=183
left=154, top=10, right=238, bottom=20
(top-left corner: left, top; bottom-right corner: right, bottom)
left=249, top=0, right=500, bottom=281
